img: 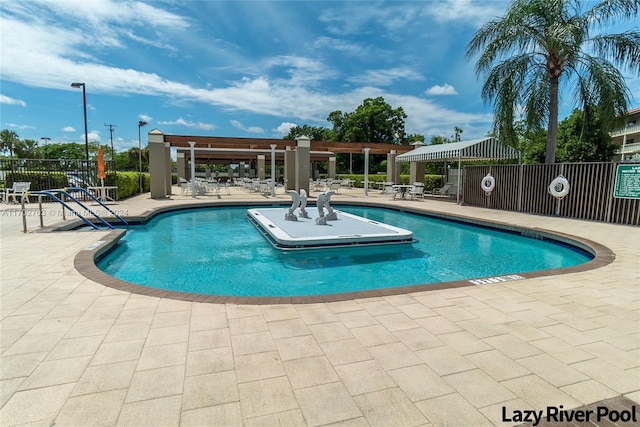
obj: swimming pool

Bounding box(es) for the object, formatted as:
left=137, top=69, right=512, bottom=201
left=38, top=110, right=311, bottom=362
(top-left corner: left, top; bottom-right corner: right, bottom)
left=96, top=205, right=593, bottom=297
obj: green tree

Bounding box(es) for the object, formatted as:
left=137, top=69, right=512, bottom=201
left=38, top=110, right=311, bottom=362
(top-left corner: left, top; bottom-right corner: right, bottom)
left=557, top=107, right=618, bottom=162
left=0, top=129, right=19, bottom=157
left=326, top=97, right=408, bottom=143
left=14, top=139, right=39, bottom=158
left=430, top=135, right=451, bottom=145
left=466, top=0, right=640, bottom=164
left=283, top=125, right=329, bottom=141
left=45, top=142, right=86, bottom=160
left=405, top=134, right=425, bottom=144
left=452, top=126, right=463, bottom=142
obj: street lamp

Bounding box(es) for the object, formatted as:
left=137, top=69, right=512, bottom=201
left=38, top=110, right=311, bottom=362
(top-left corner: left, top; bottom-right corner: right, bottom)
left=138, top=120, right=148, bottom=193
left=40, top=137, right=51, bottom=159
left=70, top=82, right=89, bottom=164
left=41, top=137, right=51, bottom=188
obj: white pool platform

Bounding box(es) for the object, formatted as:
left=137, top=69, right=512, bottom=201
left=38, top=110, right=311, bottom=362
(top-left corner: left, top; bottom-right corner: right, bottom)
left=246, top=208, right=415, bottom=250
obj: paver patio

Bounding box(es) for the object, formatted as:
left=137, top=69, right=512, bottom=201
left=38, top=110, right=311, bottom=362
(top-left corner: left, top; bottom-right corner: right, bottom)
left=0, top=185, right=638, bottom=426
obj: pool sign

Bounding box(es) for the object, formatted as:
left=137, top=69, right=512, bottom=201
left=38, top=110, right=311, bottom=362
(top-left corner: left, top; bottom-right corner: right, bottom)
left=614, top=164, right=640, bottom=199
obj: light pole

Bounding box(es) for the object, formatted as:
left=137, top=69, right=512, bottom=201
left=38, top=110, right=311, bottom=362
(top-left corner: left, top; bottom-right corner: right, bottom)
left=40, top=137, right=51, bottom=159
left=138, top=120, right=147, bottom=193
left=70, top=82, right=89, bottom=170
left=41, top=137, right=51, bottom=188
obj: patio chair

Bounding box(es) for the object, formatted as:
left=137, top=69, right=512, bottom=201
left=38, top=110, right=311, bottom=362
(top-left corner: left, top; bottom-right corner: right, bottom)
left=431, top=183, right=452, bottom=196
left=380, top=181, right=394, bottom=194
left=179, top=178, right=190, bottom=196
left=329, top=180, right=341, bottom=194
left=340, top=179, right=352, bottom=189
left=218, top=180, right=231, bottom=195
left=383, top=182, right=398, bottom=200
left=408, top=182, right=424, bottom=200
left=6, top=181, right=31, bottom=203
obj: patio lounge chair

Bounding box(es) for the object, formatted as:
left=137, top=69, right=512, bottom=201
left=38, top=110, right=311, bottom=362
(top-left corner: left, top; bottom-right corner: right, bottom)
left=6, top=181, right=31, bottom=203
left=431, top=183, right=452, bottom=196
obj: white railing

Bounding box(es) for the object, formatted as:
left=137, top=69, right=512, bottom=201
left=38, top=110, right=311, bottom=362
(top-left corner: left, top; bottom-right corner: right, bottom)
left=616, top=142, right=640, bottom=154
left=610, top=123, right=640, bottom=137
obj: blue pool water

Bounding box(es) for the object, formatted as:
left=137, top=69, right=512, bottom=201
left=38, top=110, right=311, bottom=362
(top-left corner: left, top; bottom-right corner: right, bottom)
left=97, top=206, right=592, bottom=297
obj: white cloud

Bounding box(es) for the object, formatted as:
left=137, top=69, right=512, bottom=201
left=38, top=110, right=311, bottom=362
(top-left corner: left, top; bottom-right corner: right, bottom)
left=86, top=130, right=101, bottom=142
left=139, top=114, right=153, bottom=123
left=276, top=122, right=297, bottom=136
left=311, top=37, right=371, bottom=58
left=158, top=117, right=215, bottom=131
left=425, top=0, right=509, bottom=26
left=230, top=120, right=264, bottom=134
left=0, top=94, right=27, bottom=107
left=348, top=67, right=424, bottom=87
left=6, top=123, right=35, bottom=130
left=425, top=83, right=458, bottom=96
left=62, top=126, right=75, bottom=132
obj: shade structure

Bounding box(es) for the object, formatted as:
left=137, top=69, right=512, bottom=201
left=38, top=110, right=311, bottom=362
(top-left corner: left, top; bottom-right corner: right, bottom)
left=97, top=148, right=106, bottom=181
left=395, top=137, right=520, bottom=163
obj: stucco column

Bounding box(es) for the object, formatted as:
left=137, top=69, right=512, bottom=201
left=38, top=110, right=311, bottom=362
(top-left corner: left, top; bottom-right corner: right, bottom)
left=387, top=150, right=397, bottom=183
left=363, top=147, right=370, bottom=196
left=257, top=155, right=265, bottom=180
left=165, top=142, right=172, bottom=195
left=149, top=129, right=167, bottom=199
left=328, top=157, right=336, bottom=179
left=239, top=162, right=245, bottom=179
left=270, top=144, right=277, bottom=195
left=176, top=153, right=186, bottom=181
left=408, top=141, right=426, bottom=184
left=295, top=135, right=310, bottom=194
left=284, top=146, right=295, bottom=190
left=410, top=161, right=425, bottom=184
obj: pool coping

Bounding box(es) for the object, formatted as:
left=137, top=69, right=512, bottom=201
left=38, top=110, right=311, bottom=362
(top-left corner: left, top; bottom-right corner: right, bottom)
left=73, top=200, right=616, bottom=305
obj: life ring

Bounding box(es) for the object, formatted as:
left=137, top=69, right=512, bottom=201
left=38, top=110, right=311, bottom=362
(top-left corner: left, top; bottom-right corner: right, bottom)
left=481, top=173, right=495, bottom=193
left=548, top=175, right=570, bottom=199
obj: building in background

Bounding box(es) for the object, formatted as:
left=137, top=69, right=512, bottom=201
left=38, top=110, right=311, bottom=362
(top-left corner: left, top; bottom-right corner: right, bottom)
left=611, top=107, right=640, bottom=161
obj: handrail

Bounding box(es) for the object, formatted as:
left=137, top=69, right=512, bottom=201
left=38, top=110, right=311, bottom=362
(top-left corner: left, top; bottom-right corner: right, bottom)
left=27, top=187, right=128, bottom=232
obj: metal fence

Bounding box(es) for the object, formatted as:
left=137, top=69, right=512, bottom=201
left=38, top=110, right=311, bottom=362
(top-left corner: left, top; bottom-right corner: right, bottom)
left=463, top=162, right=640, bottom=225
left=0, top=158, right=117, bottom=191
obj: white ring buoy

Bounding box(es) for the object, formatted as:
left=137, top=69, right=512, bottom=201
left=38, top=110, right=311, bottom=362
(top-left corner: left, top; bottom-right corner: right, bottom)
left=481, top=173, right=495, bottom=193
left=548, top=175, right=570, bottom=199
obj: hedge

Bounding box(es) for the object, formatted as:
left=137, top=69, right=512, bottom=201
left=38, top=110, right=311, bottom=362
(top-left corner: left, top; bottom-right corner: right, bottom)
left=333, top=174, right=445, bottom=191
left=2, top=171, right=152, bottom=199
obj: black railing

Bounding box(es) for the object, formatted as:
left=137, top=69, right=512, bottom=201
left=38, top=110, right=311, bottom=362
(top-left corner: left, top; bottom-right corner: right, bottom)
left=0, top=158, right=117, bottom=191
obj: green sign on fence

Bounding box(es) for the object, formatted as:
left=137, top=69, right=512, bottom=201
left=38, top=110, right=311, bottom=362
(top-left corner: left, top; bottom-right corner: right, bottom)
left=614, top=164, right=640, bottom=199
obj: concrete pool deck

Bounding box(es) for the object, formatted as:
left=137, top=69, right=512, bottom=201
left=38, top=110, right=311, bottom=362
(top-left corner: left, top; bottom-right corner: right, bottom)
left=0, top=185, right=638, bottom=426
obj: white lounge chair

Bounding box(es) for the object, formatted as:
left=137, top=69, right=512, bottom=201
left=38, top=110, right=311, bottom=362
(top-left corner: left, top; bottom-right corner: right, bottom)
left=431, top=183, right=452, bottom=196
left=6, top=181, right=31, bottom=203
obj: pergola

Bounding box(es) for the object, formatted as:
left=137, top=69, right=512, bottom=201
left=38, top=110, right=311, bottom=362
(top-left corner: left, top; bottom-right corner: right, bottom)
left=164, top=135, right=413, bottom=165
left=396, top=137, right=521, bottom=202
left=147, top=131, right=415, bottom=199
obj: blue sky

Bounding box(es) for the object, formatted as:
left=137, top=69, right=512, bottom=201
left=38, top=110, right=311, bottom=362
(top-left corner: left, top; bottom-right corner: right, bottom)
left=1, top=0, right=638, bottom=153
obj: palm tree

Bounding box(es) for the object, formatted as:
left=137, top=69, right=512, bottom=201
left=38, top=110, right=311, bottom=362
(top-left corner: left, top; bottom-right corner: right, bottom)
left=0, top=129, right=19, bottom=157
left=466, top=0, right=640, bottom=163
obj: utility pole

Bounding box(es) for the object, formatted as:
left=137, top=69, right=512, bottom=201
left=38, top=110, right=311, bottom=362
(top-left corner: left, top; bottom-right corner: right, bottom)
left=104, top=123, right=117, bottom=186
